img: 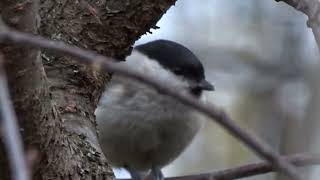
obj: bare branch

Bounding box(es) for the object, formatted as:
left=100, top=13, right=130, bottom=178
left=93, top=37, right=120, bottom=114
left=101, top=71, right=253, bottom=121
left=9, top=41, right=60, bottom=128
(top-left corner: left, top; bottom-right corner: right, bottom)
left=276, top=0, right=320, bottom=51
left=0, top=22, right=301, bottom=180
left=118, top=153, right=320, bottom=180
left=0, top=55, right=30, bottom=180
left=175, top=153, right=320, bottom=180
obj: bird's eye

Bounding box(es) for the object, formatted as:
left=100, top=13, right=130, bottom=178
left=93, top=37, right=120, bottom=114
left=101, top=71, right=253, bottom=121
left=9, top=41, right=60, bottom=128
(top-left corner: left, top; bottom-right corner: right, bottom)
left=190, top=87, right=202, bottom=97
left=173, top=68, right=183, bottom=75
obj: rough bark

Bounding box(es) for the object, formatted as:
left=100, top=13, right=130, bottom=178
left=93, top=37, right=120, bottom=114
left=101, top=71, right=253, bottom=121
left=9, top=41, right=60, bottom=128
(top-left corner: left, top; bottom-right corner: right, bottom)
left=0, top=0, right=176, bottom=179
left=0, top=0, right=52, bottom=179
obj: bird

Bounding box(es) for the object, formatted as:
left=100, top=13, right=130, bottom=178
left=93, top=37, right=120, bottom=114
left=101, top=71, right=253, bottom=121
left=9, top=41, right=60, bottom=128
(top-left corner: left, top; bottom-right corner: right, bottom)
left=95, top=39, right=214, bottom=180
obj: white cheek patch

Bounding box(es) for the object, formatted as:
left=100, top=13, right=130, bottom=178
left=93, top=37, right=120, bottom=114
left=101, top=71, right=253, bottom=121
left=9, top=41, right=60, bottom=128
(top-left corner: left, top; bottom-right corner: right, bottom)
left=123, top=50, right=189, bottom=90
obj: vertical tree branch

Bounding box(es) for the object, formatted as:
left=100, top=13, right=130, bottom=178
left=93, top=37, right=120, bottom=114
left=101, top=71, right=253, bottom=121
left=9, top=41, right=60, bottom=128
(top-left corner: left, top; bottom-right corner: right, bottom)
left=0, top=0, right=49, bottom=179
left=35, top=0, right=176, bottom=179
left=0, top=55, right=29, bottom=180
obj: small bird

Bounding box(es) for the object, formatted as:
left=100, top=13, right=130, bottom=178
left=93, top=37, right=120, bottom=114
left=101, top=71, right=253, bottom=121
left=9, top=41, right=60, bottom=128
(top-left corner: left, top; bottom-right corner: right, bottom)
left=95, top=40, right=214, bottom=180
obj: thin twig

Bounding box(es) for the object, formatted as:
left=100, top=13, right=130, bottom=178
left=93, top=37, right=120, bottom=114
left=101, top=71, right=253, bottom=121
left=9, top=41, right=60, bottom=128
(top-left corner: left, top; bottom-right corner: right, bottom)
left=0, top=55, right=30, bottom=180
left=173, top=153, right=320, bottom=180
left=0, top=22, right=301, bottom=180
left=118, top=153, right=320, bottom=180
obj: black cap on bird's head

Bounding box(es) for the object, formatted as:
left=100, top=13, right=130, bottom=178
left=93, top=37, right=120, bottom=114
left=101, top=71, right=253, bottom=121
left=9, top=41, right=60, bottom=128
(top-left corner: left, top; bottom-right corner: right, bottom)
left=135, top=39, right=214, bottom=95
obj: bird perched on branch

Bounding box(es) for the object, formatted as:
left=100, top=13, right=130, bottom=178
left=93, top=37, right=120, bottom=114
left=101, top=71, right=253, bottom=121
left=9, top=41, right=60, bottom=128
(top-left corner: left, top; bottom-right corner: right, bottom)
left=95, top=39, right=214, bottom=180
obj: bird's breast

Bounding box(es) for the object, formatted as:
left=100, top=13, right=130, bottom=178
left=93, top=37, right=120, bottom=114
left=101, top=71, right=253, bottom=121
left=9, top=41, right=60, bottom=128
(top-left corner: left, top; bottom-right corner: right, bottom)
left=96, top=79, right=205, bottom=171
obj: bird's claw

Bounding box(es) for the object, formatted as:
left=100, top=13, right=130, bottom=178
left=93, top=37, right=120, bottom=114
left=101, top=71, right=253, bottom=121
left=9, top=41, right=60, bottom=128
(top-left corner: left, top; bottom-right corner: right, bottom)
left=151, top=166, right=164, bottom=180
left=126, top=167, right=143, bottom=180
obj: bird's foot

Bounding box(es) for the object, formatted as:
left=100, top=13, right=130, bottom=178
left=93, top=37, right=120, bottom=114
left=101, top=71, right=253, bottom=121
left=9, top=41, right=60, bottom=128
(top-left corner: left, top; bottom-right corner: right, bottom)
left=151, top=166, right=164, bottom=180
left=126, top=167, right=142, bottom=180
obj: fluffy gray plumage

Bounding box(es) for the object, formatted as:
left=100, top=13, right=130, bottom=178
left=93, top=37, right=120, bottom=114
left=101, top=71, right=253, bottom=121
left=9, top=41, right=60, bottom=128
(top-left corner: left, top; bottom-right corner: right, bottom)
left=95, top=50, right=207, bottom=172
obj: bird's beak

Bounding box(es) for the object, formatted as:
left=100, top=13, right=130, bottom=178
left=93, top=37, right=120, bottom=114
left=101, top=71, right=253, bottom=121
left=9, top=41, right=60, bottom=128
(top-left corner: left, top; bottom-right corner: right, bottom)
left=197, top=79, right=214, bottom=91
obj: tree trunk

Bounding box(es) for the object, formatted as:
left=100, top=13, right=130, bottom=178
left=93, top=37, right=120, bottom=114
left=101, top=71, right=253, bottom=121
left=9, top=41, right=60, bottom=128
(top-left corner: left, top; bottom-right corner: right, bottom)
left=0, top=0, right=176, bottom=179
left=0, top=0, right=51, bottom=179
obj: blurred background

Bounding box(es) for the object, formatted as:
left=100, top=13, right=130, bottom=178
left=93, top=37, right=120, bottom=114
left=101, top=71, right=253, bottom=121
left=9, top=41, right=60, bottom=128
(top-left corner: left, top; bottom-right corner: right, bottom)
left=117, top=0, right=320, bottom=179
